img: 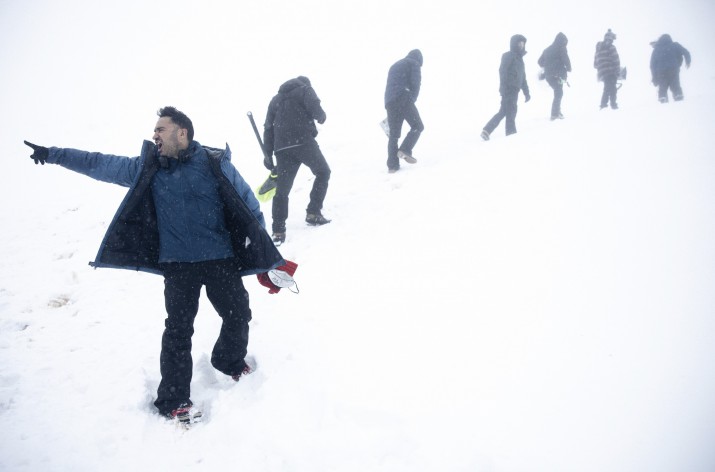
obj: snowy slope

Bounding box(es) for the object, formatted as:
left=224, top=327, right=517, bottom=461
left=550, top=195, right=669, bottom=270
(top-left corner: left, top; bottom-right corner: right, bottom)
left=1, top=1, right=715, bottom=471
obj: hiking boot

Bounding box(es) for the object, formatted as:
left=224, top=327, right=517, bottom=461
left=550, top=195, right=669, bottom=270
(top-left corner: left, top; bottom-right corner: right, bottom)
left=306, top=213, right=331, bottom=226
left=272, top=232, right=286, bottom=245
left=397, top=150, right=417, bottom=164
left=659, top=97, right=669, bottom=104
left=550, top=113, right=564, bottom=120
left=231, top=364, right=254, bottom=382
left=611, top=103, right=619, bottom=110
left=164, top=402, right=202, bottom=426
left=388, top=167, right=399, bottom=174
left=480, top=129, right=490, bottom=141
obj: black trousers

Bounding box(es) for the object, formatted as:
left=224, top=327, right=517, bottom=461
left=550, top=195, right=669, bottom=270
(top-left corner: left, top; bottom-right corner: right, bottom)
left=546, top=76, right=564, bottom=117
left=154, top=259, right=251, bottom=415
left=656, top=68, right=683, bottom=101
left=386, top=94, right=424, bottom=171
left=272, top=140, right=331, bottom=233
left=600, top=75, right=618, bottom=108
left=484, top=93, right=519, bottom=136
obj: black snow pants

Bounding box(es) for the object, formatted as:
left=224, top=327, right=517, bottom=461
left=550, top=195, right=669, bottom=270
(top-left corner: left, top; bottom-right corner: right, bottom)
left=386, top=93, right=424, bottom=171
left=656, top=68, right=683, bottom=102
left=483, top=93, right=519, bottom=136
left=546, top=76, right=564, bottom=118
left=154, top=259, right=252, bottom=415
left=272, top=139, right=331, bottom=233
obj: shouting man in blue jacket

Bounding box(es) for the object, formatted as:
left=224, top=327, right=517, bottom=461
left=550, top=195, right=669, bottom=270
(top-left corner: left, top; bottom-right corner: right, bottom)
left=24, top=106, right=287, bottom=426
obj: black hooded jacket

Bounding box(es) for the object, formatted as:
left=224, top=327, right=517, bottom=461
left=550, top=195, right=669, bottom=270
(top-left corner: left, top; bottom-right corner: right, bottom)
left=263, top=77, right=327, bottom=155
left=384, top=49, right=423, bottom=106
left=538, top=32, right=572, bottom=80
left=499, top=35, right=530, bottom=97
left=650, top=34, right=691, bottom=78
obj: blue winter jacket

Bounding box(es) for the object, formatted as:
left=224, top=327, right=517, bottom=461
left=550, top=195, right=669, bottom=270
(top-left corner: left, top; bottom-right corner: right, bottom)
left=47, top=140, right=284, bottom=276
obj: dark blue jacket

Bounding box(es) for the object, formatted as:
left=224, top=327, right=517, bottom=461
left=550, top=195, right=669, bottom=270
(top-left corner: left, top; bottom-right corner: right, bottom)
left=384, top=49, right=423, bottom=106
left=538, top=32, right=572, bottom=80
left=650, top=34, right=691, bottom=77
left=499, top=35, right=530, bottom=97
left=47, top=140, right=283, bottom=276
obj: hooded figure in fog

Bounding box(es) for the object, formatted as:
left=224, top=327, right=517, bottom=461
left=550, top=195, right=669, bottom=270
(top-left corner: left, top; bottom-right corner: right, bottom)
left=384, top=49, right=424, bottom=173
left=650, top=34, right=691, bottom=103
left=481, top=34, right=531, bottom=140
left=263, top=76, right=332, bottom=245
left=538, top=32, right=572, bottom=120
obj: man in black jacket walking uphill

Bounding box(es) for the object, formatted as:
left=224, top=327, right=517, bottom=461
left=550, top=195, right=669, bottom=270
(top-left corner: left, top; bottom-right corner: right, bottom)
left=263, top=76, right=331, bottom=245
left=539, top=32, right=572, bottom=120
left=481, top=35, right=531, bottom=141
left=384, top=49, right=424, bottom=173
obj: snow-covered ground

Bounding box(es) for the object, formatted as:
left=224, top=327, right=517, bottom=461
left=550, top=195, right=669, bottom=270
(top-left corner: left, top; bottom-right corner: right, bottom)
left=2, top=1, right=715, bottom=471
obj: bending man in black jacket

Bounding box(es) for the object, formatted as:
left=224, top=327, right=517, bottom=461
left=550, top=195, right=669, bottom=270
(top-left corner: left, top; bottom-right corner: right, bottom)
left=650, top=34, right=691, bottom=103
left=263, top=76, right=331, bottom=245
left=538, top=32, right=572, bottom=120
left=481, top=35, right=531, bottom=140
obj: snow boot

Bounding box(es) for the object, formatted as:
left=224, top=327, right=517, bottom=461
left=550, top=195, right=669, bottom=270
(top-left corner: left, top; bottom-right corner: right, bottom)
left=164, top=402, right=202, bottom=427
left=306, top=213, right=331, bottom=226
left=272, top=232, right=286, bottom=245
left=232, top=364, right=254, bottom=382
left=397, top=150, right=417, bottom=164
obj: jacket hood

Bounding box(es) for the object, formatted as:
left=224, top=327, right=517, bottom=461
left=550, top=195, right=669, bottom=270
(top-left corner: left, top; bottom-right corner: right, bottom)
left=604, top=29, right=616, bottom=42
left=554, top=32, right=568, bottom=47
left=656, top=34, right=673, bottom=46
left=278, top=77, right=307, bottom=94
left=510, top=34, right=527, bottom=55
left=406, top=49, right=423, bottom=66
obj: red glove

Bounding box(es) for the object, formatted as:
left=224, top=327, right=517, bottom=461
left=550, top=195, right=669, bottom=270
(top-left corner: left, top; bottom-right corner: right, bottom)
left=257, top=272, right=281, bottom=294
left=256, top=260, right=298, bottom=294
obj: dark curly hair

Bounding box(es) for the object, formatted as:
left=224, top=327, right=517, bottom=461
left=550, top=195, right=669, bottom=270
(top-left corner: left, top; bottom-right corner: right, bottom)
left=157, top=106, right=194, bottom=141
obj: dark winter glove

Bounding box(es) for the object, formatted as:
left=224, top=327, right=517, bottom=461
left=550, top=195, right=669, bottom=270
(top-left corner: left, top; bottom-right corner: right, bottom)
left=24, top=140, right=49, bottom=165
left=263, top=152, right=275, bottom=171
left=524, top=93, right=531, bottom=103
left=256, top=260, right=298, bottom=294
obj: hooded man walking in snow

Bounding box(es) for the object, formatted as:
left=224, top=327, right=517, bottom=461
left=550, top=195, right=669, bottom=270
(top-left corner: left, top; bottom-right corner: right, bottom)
left=384, top=49, right=424, bottom=173
left=538, top=32, right=572, bottom=120
left=24, top=106, right=288, bottom=426
left=650, top=34, right=691, bottom=103
left=481, top=35, right=531, bottom=140
left=263, top=76, right=331, bottom=245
